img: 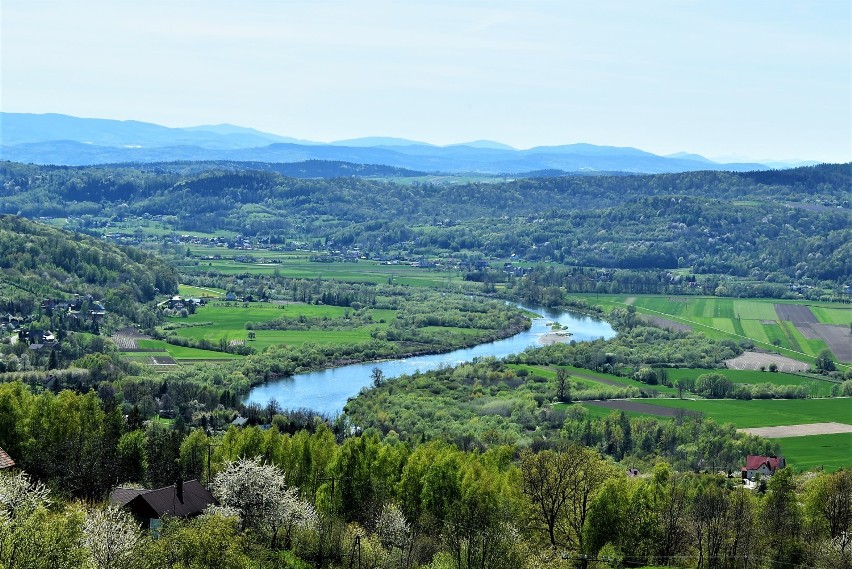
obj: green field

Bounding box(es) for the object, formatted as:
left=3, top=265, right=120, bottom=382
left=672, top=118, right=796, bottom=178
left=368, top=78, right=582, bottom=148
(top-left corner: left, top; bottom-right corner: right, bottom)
left=180, top=248, right=474, bottom=288
left=135, top=339, right=243, bottom=360
left=557, top=402, right=662, bottom=420
left=164, top=301, right=394, bottom=350
left=777, top=433, right=852, bottom=472
left=581, top=295, right=851, bottom=367
left=177, top=284, right=225, bottom=298
left=665, top=368, right=836, bottom=397
left=636, top=398, right=852, bottom=428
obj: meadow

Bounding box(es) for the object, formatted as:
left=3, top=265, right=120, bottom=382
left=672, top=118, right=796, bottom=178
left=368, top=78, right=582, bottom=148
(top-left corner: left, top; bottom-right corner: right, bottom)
left=774, top=433, right=852, bottom=471
left=180, top=246, right=474, bottom=288
left=133, top=338, right=243, bottom=360
left=632, top=397, right=852, bottom=428
left=164, top=301, right=394, bottom=350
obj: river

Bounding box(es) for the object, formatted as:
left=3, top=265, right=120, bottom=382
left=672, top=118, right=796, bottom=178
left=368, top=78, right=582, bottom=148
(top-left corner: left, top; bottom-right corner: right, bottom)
left=244, top=304, right=617, bottom=416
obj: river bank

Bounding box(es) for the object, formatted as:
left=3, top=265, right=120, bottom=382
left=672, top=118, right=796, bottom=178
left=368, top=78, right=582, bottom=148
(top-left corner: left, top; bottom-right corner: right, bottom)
left=245, top=303, right=617, bottom=415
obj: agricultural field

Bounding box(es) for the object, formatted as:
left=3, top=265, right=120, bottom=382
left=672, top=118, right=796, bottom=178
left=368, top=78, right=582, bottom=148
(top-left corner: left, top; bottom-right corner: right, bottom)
left=773, top=433, right=852, bottom=471
left=580, top=294, right=852, bottom=367
left=134, top=339, right=243, bottom=360
left=163, top=301, right=395, bottom=350
left=553, top=401, right=657, bottom=420
left=177, top=284, right=225, bottom=298
left=665, top=368, right=837, bottom=397
left=580, top=397, right=852, bottom=467
left=626, top=397, right=852, bottom=428
left=180, top=246, right=473, bottom=288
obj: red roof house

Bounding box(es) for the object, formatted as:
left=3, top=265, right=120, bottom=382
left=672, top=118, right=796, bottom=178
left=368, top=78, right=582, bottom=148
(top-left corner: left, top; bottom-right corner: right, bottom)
left=742, top=455, right=785, bottom=481
left=0, top=447, right=15, bottom=470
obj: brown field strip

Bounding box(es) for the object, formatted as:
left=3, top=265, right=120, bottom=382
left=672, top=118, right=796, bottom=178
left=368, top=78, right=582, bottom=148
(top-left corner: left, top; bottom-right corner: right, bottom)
left=739, top=422, right=852, bottom=438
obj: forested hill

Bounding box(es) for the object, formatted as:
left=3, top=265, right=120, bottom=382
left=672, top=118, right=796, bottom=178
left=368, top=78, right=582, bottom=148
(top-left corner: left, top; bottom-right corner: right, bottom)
left=2, top=161, right=848, bottom=217
left=0, top=161, right=849, bottom=280
left=0, top=215, right=178, bottom=310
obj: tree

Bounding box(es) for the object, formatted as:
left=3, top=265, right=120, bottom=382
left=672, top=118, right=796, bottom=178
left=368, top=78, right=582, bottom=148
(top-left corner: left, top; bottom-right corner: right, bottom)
left=806, top=470, right=852, bottom=556
left=815, top=349, right=836, bottom=372
left=211, top=457, right=317, bottom=549
left=556, top=368, right=571, bottom=403
left=371, top=367, right=385, bottom=388
left=521, top=444, right=613, bottom=559
left=521, top=449, right=574, bottom=547
left=761, top=468, right=804, bottom=565
left=0, top=470, right=87, bottom=569
left=83, top=505, right=144, bottom=569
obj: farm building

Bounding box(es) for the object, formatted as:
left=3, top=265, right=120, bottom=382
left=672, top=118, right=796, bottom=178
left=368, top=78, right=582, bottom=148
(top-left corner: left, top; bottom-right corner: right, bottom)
left=742, top=455, right=786, bottom=481
left=110, top=479, right=215, bottom=530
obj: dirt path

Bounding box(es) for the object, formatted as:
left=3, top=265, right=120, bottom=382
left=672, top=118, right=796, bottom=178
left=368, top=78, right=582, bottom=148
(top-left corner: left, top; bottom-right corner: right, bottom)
left=739, top=422, right=852, bottom=438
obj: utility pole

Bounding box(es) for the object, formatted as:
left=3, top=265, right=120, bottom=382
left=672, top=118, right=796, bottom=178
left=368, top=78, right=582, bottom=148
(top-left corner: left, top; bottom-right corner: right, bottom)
left=347, top=535, right=362, bottom=569
left=314, top=473, right=348, bottom=569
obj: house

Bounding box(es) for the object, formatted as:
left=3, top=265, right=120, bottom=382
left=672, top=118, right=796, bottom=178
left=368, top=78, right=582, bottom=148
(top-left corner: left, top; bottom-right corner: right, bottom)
left=742, top=455, right=786, bottom=481
left=0, top=447, right=15, bottom=470
left=111, top=480, right=215, bottom=530
left=158, top=296, right=185, bottom=310
left=231, top=416, right=248, bottom=427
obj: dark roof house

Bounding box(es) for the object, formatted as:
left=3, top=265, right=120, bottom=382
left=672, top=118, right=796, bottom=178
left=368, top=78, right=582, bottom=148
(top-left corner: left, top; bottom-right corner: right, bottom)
left=111, top=480, right=215, bottom=529
left=0, top=447, right=15, bottom=469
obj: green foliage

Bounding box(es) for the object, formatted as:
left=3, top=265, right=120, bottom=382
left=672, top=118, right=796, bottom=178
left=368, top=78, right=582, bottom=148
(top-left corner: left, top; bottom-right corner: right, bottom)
left=0, top=214, right=178, bottom=307
left=2, top=162, right=849, bottom=285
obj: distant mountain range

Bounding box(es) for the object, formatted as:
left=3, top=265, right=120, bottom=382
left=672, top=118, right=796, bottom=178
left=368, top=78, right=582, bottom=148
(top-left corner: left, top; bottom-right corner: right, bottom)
left=0, top=112, right=809, bottom=173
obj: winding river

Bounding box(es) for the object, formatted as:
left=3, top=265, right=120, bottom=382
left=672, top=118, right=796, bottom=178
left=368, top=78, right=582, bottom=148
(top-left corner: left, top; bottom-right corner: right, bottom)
left=244, top=304, right=616, bottom=416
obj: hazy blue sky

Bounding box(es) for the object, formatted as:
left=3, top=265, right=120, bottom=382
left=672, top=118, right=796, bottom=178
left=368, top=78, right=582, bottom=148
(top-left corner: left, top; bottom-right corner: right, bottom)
left=2, top=1, right=850, bottom=161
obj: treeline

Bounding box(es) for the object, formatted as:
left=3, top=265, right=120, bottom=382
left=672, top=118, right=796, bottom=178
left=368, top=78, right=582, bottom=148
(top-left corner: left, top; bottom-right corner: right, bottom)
left=2, top=161, right=849, bottom=283
left=2, top=379, right=849, bottom=568
left=502, top=265, right=848, bottom=304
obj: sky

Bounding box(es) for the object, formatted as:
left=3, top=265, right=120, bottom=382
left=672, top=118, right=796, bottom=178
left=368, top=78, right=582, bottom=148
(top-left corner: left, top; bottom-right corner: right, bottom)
left=2, top=1, right=850, bottom=162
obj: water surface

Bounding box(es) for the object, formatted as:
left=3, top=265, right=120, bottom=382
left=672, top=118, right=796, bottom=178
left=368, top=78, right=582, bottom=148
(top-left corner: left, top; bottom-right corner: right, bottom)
left=245, top=303, right=616, bottom=415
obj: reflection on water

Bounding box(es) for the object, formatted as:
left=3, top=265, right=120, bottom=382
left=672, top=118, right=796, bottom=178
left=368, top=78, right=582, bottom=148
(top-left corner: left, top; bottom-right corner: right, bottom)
left=245, top=303, right=616, bottom=416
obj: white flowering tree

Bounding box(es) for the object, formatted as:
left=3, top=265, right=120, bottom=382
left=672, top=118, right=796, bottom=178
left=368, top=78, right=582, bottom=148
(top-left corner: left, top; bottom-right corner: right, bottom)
left=0, top=470, right=57, bottom=567
left=376, top=502, right=411, bottom=551
left=0, top=470, right=51, bottom=519
left=211, top=457, right=317, bottom=548
left=82, top=504, right=143, bottom=569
